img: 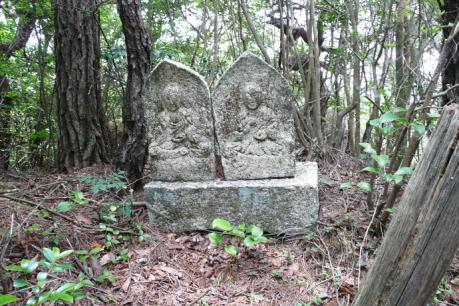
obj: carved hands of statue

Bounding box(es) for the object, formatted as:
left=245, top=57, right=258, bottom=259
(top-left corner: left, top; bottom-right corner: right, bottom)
left=267, top=128, right=278, bottom=141
left=254, top=130, right=268, bottom=141
left=232, top=131, right=244, bottom=141
left=176, top=147, right=189, bottom=156
left=171, top=132, right=186, bottom=143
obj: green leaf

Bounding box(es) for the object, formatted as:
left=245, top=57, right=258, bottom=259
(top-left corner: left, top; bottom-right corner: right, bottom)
left=13, top=278, right=28, bottom=289
left=394, top=175, right=404, bottom=184
left=384, top=173, right=394, bottom=182
left=250, top=226, right=263, bottom=237
left=371, top=154, right=389, bottom=168
left=392, top=106, right=407, bottom=113
left=0, top=294, right=19, bottom=305
left=224, top=245, right=239, bottom=257
left=208, top=232, right=223, bottom=245
left=395, top=167, right=414, bottom=175
left=57, top=201, right=74, bottom=213
left=55, top=249, right=74, bottom=260
left=5, top=264, right=24, bottom=272
left=89, top=247, right=103, bottom=255
left=362, top=166, right=380, bottom=174
left=56, top=282, right=76, bottom=293
left=357, top=182, right=372, bottom=193
left=359, top=143, right=376, bottom=155
left=411, top=122, right=426, bottom=135
left=22, top=259, right=38, bottom=274
left=52, top=293, right=74, bottom=303
left=37, top=272, right=48, bottom=281
left=230, top=228, right=245, bottom=238
left=72, top=190, right=88, bottom=205
left=369, top=118, right=382, bottom=128
left=244, top=236, right=258, bottom=247
left=385, top=207, right=397, bottom=214
left=42, top=248, right=56, bottom=262
left=257, top=236, right=268, bottom=243
left=212, top=218, right=233, bottom=232
left=339, top=182, right=353, bottom=190
left=379, top=112, right=400, bottom=124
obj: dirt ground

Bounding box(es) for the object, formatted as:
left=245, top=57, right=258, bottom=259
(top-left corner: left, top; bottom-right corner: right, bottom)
left=1, top=155, right=458, bottom=305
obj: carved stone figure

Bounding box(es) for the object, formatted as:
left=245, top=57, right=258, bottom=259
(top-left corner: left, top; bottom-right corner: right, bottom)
left=213, top=52, right=295, bottom=180
left=144, top=59, right=216, bottom=181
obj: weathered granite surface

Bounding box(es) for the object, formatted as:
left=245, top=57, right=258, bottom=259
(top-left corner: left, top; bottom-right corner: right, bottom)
left=144, top=59, right=216, bottom=181
left=144, top=162, right=319, bottom=235
left=213, top=51, right=296, bottom=180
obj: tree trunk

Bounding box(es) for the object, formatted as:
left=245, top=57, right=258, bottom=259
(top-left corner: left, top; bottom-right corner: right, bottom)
left=0, top=77, right=12, bottom=170
left=439, top=0, right=459, bottom=106
left=353, top=105, right=459, bottom=306
left=240, top=0, right=270, bottom=63
left=55, top=0, right=110, bottom=169
left=116, top=0, right=152, bottom=190
left=0, top=3, right=37, bottom=170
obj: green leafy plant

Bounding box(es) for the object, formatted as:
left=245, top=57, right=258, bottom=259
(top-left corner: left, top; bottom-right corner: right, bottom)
left=360, top=142, right=414, bottom=186
left=75, top=246, right=103, bottom=263
left=96, top=269, right=117, bottom=285
left=55, top=189, right=89, bottom=213
left=208, top=218, right=268, bottom=257
left=80, top=171, right=128, bottom=194
left=3, top=247, right=93, bottom=305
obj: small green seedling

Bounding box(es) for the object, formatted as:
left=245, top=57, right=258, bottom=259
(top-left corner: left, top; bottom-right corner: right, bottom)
left=208, top=218, right=268, bottom=257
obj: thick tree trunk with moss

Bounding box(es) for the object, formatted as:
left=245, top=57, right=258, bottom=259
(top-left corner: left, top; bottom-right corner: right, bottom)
left=116, top=0, right=152, bottom=189
left=55, top=0, right=110, bottom=169
left=353, top=105, right=459, bottom=306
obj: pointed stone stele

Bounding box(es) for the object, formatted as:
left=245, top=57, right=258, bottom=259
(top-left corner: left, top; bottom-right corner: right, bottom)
left=144, top=59, right=216, bottom=181
left=144, top=56, right=319, bottom=235
left=213, top=51, right=295, bottom=180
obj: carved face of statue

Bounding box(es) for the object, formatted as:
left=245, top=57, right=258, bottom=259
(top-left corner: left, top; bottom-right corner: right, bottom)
left=241, top=82, right=263, bottom=110
left=162, top=83, right=183, bottom=112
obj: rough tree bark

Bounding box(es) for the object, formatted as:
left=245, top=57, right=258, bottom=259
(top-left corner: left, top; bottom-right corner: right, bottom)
left=353, top=105, right=459, bottom=306
left=116, top=0, right=152, bottom=190
left=55, top=0, right=110, bottom=169
left=0, top=77, right=12, bottom=170
left=439, top=0, right=459, bottom=106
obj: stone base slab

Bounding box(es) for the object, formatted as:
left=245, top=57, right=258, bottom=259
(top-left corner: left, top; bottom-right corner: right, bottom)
left=144, top=162, right=319, bottom=235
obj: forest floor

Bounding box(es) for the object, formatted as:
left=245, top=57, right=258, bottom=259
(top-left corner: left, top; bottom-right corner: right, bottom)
left=0, top=154, right=458, bottom=306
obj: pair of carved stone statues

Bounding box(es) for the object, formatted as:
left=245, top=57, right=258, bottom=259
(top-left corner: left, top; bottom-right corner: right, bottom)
left=144, top=52, right=319, bottom=234
left=144, top=52, right=295, bottom=182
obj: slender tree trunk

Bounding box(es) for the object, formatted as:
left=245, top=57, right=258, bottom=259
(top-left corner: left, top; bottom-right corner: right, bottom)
left=55, top=0, right=110, bottom=169
left=116, top=0, right=152, bottom=190
left=239, top=0, right=270, bottom=63
left=30, top=27, right=51, bottom=168
left=0, top=3, right=37, bottom=170
left=349, top=0, right=361, bottom=155
left=439, top=0, right=459, bottom=106
left=236, top=1, right=247, bottom=51
left=209, top=0, right=220, bottom=86
left=0, top=77, right=12, bottom=170
left=309, top=0, right=322, bottom=145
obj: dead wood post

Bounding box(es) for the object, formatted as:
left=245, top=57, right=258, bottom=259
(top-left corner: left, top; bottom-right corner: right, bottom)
left=353, top=104, right=459, bottom=306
